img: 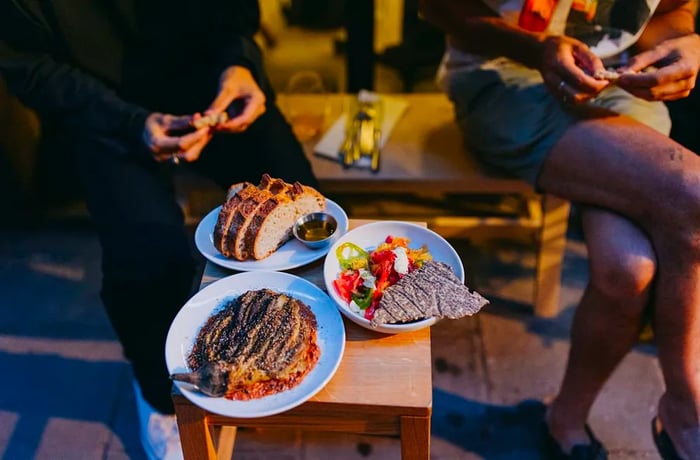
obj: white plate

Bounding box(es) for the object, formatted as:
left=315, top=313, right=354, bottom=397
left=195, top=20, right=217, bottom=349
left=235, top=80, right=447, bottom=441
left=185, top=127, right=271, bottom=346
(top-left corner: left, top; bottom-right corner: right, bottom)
left=165, top=271, right=345, bottom=418
left=195, top=199, right=348, bottom=271
left=323, top=221, right=465, bottom=334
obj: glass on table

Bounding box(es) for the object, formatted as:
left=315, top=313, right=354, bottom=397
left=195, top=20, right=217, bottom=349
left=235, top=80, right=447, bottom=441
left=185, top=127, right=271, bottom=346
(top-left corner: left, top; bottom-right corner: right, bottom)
left=283, top=71, right=330, bottom=142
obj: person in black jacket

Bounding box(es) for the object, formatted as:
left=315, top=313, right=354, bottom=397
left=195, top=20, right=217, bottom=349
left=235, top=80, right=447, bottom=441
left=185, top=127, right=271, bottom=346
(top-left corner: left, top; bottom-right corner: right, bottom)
left=0, top=2, right=318, bottom=459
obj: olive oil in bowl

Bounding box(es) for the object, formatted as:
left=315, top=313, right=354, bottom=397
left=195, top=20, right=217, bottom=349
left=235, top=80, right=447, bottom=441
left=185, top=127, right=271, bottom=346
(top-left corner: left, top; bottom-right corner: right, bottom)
left=293, top=213, right=338, bottom=249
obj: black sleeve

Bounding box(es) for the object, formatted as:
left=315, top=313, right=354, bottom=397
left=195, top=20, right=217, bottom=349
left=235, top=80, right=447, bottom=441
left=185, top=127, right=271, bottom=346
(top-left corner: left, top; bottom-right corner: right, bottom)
left=214, top=34, right=265, bottom=79
left=204, top=0, right=269, bottom=92
left=0, top=43, right=150, bottom=150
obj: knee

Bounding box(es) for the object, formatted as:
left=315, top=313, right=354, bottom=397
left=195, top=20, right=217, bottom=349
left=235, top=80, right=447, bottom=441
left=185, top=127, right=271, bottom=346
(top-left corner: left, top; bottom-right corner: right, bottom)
left=589, top=251, right=656, bottom=305
left=657, top=174, right=700, bottom=258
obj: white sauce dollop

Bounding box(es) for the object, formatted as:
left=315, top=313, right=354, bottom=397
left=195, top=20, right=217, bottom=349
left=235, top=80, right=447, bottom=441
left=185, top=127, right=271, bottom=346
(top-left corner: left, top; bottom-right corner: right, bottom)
left=392, top=247, right=409, bottom=275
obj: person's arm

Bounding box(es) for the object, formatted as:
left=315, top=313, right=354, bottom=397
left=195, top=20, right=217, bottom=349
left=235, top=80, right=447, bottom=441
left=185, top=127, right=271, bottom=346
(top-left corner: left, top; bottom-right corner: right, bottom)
left=617, top=0, right=699, bottom=101
left=0, top=47, right=212, bottom=163
left=419, top=0, right=608, bottom=102
left=419, top=0, right=546, bottom=67
left=198, top=1, right=269, bottom=134
left=0, top=2, right=214, bottom=163
left=636, top=0, right=698, bottom=51
left=202, top=0, right=267, bottom=92
left=0, top=45, right=150, bottom=147
left=212, top=34, right=266, bottom=88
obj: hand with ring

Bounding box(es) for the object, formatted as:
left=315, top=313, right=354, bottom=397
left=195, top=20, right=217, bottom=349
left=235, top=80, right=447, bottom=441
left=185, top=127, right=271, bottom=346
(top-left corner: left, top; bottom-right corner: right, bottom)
left=558, top=80, right=569, bottom=103
left=537, top=35, right=609, bottom=104
left=142, top=112, right=213, bottom=164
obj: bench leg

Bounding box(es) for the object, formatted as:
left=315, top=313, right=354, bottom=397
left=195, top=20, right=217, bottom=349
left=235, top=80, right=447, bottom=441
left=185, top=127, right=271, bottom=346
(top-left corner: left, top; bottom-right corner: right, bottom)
left=534, top=194, right=570, bottom=318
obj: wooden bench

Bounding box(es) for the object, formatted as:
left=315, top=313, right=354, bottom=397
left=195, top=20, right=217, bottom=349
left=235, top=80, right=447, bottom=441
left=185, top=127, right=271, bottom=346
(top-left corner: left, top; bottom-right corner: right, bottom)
left=279, top=93, right=570, bottom=318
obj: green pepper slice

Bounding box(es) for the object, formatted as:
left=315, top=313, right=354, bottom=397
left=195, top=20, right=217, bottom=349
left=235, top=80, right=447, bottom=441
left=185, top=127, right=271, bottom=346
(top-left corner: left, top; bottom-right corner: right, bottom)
left=352, top=287, right=374, bottom=309
left=336, top=242, right=370, bottom=270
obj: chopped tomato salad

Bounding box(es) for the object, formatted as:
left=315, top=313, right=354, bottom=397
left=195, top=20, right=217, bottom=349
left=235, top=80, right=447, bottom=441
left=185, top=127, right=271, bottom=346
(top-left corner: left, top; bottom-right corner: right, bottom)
left=333, top=235, right=432, bottom=320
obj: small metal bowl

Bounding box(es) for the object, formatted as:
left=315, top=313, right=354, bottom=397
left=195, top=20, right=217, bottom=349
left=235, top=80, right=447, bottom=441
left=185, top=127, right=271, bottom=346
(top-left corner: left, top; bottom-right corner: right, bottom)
left=293, top=212, right=338, bottom=249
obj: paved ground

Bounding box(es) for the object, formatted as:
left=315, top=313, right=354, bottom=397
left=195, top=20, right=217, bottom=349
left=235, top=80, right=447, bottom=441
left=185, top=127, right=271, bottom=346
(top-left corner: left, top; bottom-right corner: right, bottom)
left=0, top=207, right=665, bottom=460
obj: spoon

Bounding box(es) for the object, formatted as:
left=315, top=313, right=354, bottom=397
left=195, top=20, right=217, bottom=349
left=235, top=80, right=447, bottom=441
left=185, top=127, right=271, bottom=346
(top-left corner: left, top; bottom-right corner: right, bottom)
left=170, top=361, right=230, bottom=397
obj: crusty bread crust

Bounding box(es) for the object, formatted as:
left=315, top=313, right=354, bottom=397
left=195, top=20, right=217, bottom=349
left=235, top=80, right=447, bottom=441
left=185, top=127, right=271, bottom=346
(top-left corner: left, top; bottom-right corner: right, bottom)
left=212, top=175, right=326, bottom=260
left=229, top=189, right=274, bottom=261
left=213, top=182, right=256, bottom=257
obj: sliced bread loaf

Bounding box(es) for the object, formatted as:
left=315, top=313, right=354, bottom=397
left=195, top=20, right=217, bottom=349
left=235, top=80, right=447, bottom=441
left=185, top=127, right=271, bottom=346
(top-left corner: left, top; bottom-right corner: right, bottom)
left=249, top=182, right=326, bottom=260
left=213, top=175, right=326, bottom=261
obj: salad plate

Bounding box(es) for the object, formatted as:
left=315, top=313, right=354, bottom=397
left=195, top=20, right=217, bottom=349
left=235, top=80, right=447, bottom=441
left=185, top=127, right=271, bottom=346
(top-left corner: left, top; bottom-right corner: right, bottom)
left=323, top=221, right=465, bottom=334
left=195, top=199, right=348, bottom=272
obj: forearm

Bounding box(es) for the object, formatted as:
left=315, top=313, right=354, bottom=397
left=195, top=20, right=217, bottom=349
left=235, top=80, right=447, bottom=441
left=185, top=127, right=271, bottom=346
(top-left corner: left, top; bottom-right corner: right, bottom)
left=0, top=49, right=149, bottom=146
left=419, top=0, right=546, bottom=68
left=201, top=33, right=267, bottom=94
left=636, top=0, right=698, bottom=51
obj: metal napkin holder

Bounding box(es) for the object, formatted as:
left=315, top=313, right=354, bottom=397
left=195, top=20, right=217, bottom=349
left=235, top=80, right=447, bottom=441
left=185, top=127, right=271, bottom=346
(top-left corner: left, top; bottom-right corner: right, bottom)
left=339, top=92, right=382, bottom=172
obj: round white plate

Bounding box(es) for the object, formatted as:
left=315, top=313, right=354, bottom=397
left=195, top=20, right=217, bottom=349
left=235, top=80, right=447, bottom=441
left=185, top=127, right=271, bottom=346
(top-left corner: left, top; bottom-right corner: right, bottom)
left=165, top=270, right=345, bottom=418
left=195, top=199, right=348, bottom=272
left=323, top=221, right=465, bottom=334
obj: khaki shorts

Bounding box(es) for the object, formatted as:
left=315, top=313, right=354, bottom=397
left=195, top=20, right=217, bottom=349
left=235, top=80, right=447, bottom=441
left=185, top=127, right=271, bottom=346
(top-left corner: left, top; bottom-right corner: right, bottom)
left=441, top=59, right=671, bottom=185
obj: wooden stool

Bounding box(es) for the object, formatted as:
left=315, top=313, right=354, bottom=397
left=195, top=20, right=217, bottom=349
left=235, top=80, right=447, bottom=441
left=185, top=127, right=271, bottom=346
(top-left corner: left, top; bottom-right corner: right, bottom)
left=173, top=220, right=433, bottom=460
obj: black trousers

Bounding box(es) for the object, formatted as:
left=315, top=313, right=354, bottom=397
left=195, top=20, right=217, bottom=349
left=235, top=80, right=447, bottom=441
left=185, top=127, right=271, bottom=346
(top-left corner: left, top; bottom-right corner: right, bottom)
left=72, top=102, right=317, bottom=413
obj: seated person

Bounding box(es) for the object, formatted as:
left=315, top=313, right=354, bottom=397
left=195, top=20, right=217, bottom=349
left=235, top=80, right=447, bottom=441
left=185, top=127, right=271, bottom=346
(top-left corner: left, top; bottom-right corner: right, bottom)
left=420, top=0, right=700, bottom=458
left=0, top=1, right=317, bottom=459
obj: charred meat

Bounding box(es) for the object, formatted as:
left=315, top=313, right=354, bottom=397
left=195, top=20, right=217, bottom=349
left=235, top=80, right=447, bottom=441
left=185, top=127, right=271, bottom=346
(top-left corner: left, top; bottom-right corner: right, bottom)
left=372, top=261, right=489, bottom=326
left=184, top=289, right=320, bottom=400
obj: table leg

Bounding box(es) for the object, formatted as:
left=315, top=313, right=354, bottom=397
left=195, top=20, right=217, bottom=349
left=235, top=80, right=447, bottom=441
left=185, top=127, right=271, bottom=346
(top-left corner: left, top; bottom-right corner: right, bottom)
left=173, top=399, right=217, bottom=460
left=400, top=415, right=431, bottom=460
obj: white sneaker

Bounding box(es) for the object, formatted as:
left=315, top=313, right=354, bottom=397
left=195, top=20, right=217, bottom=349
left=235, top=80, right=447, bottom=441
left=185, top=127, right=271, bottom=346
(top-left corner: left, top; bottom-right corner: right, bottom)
left=132, top=380, right=184, bottom=460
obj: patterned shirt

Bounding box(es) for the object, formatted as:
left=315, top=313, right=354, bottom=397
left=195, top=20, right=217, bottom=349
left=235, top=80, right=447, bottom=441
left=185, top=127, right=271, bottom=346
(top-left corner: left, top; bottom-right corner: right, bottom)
left=442, top=0, right=661, bottom=72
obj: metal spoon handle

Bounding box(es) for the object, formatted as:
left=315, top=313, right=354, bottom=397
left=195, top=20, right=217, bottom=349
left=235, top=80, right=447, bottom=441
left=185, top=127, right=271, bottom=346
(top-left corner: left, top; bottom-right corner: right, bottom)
left=170, top=372, right=198, bottom=384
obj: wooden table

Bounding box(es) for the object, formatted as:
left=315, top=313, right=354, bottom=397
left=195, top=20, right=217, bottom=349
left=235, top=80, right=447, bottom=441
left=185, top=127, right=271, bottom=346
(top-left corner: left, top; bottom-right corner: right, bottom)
left=172, top=220, right=433, bottom=460
left=279, top=93, right=535, bottom=194
left=277, top=93, right=569, bottom=318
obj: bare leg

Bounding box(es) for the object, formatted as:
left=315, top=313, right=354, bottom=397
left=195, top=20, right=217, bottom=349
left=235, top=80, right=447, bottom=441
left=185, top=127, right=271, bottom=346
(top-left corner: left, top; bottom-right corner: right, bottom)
left=538, top=114, right=700, bottom=457
left=547, top=206, right=656, bottom=452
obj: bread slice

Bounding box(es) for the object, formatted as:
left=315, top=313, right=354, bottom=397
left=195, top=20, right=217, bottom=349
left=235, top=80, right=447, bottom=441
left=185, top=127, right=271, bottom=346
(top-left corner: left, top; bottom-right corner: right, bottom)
left=225, top=188, right=275, bottom=260
left=225, top=182, right=247, bottom=201
left=233, top=178, right=295, bottom=261
left=248, top=182, right=326, bottom=260
left=213, top=182, right=256, bottom=257
left=214, top=174, right=295, bottom=258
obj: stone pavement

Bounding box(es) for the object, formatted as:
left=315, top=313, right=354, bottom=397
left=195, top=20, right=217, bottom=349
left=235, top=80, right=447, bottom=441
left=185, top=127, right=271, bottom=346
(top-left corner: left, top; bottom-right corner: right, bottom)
left=0, top=215, right=664, bottom=459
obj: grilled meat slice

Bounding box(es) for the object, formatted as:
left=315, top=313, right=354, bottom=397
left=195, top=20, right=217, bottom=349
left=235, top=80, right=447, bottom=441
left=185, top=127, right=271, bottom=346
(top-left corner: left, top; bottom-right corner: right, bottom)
left=186, top=289, right=319, bottom=400
left=372, top=261, right=489, bottom=326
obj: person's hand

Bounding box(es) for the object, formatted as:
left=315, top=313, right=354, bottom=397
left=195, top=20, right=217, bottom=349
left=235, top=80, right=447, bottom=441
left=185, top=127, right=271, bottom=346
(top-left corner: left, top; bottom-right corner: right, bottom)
left=204, top=65, right=266, bottom=133
left=616, top=33, right=700, bottom=101
left=142, top=113, right=213, bottom=164
left=538, top=35, right=610, bottom=104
